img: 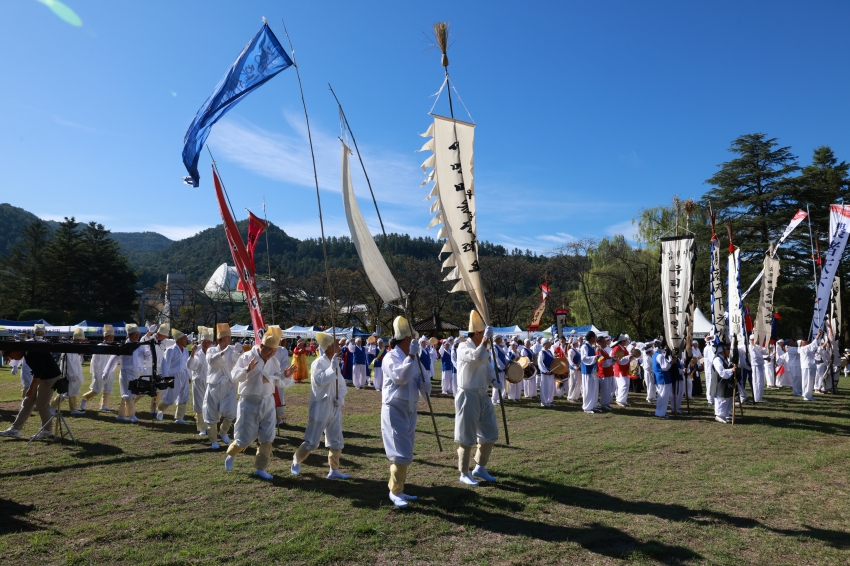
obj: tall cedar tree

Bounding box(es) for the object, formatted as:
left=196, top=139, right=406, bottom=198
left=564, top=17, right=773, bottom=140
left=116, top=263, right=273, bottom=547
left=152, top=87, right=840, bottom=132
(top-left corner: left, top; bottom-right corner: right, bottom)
left=0, top=220, right=51, bottom=318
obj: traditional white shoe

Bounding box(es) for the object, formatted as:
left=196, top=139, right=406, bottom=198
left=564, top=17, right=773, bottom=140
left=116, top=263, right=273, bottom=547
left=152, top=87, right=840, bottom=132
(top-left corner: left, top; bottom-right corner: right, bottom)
left=79, top=400, right=87, bottom=410
left=585, top=410, right=595, bottom=414
left=290, top=458, right=301, bottom=476
left=100, top=406, right=115, bottom=412
left=327, top=469, right=350, bottom=480
left=129, top=415, right=139, bottom=423
left=30, top=430, right=53, bottom=440
left=459, top=473, right=480, bottom=486
left=254, top=469, right=273, bottom=481
left=174, top=419, right=188, bottom=424
left=211, top=441, right=220, bottom=450
left=224, top=455, right=235, bottom=471
left=715, top=416, right=729, bottom=424
left=389, top=492, right=409, bottom=508
left=70, top=410, right=85, bottom=415
left=220, top=433, right=231, bottom=444
left=0, top=427, right=21, bottom=439
left=471, top=465, right=497, bottom=482
left=156, top=411, right=164, bottom=421
left=198, top=430, right=208, bottom=437
left=400, top=493, right=418, bottom=501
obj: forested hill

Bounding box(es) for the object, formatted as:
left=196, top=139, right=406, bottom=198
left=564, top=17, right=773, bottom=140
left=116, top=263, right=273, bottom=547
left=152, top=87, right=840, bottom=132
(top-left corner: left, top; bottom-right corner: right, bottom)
left=128, top=221, right=538, bottom=287
left=0, top=204, right=541, bottom=288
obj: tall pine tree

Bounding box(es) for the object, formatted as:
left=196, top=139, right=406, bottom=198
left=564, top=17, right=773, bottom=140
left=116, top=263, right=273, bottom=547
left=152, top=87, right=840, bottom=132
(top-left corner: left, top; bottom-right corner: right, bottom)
left=0, top=220, right=51, bottom=318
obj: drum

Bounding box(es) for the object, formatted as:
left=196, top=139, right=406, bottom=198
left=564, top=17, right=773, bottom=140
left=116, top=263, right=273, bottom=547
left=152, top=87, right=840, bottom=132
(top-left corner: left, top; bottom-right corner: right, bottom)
left=505, top=361, right=524, bottom=383
left=429, top=337, right=439, bottom=347
left=519, top=356, right=537, bottom=379
left=367, top=336, right=377, bottom=344
left=551, top=358, right=569, bottom=376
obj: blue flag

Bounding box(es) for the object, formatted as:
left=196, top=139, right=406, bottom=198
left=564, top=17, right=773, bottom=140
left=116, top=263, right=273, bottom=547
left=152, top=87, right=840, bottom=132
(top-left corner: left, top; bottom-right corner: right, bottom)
left=182, top=22, right=293, bottom=187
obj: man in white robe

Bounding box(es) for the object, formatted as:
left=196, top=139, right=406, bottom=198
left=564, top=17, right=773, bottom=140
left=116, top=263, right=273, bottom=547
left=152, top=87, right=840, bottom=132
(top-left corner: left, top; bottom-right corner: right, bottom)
left=52, top=327, right=86, bottom=415
left=455, top=310, right=499, bottom=486
left=798, top=334, right=821, bottom=401
left=380, top=317, right=431, bottom=508
left=140, top=324, right=175, bottom=414
left=537, top=338, right=556, bottom=407
left=749, top=336, right=766, bottom=403
left=292, top=332, right=350, bottom=479
left=641, top=342, right=656, bottom=403
left=567, top=338, right=582, bottom=402
left=204, top=323, right=239, bottom=450
left=703, top=334, right=715, bottom=407
left=187, top=326, right=213, bottom=435
left=521, top=339, right=538, bottom=399
left=157, top=329, right=192, bottom=423
left=81, top=324, right=117, bottom=411
left=580, top=331, right=601, bottom=414
left=711, top=343, right=736, bottom=423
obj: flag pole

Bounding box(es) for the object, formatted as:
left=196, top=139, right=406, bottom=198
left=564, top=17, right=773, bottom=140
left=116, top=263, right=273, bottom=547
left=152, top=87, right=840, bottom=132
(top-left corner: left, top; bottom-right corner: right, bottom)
left=262, top=197, right=275, bottom=324
left=280, top=18, right=339, bottom=398
left=434, top=22, right=509, bottom=445
left=329, top=84, right=442, bottom=451
left=806, top=204, right=820, bottom=340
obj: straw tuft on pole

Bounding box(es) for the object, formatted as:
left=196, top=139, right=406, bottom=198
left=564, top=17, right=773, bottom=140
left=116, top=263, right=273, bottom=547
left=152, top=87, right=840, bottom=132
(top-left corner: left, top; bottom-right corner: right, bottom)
left=434, top=22, right=449, bottom=67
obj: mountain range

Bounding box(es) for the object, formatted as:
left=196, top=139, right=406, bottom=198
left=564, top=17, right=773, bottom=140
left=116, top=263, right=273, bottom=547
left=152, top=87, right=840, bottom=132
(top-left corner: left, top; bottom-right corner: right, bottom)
left=1, top=203, right=521, bottom=288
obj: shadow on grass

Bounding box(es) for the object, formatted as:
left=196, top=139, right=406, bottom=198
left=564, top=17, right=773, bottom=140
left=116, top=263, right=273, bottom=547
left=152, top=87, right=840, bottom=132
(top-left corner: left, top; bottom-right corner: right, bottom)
left=0, top=499, right=43, bottom=535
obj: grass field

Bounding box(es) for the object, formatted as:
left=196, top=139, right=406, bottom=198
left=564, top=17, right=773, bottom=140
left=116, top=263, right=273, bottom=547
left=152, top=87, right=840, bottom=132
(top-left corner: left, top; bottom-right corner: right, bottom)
left=1, top=360, right=849, bottom=565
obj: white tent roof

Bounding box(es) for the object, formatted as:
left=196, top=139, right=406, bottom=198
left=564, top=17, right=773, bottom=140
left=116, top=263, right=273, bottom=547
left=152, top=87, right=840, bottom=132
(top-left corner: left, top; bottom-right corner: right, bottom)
left=693, top=307, right=712, bottom=338
left=204, top=263, right=241, bottom=295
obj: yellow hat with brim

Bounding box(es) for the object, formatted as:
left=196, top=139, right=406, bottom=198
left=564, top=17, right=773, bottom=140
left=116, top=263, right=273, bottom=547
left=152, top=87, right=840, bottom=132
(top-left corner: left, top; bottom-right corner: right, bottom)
left=216, top=323, right=231, bottom=338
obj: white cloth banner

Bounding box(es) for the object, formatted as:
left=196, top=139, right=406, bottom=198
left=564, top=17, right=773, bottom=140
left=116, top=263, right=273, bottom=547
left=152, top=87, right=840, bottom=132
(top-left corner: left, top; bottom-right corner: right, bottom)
left=660, top=236, right=695, bottom=352
left=709, top=237, right=726, bottom=341
left=340, top=140, right=404, bottom=304
left=728, top=247, right=746, bottom=347
left=812, top=206, right=850, bottom=336
left=420, top=115, right=489, bottom=322
left=753, top=254, right=780, bottom=347
left=741, top=209, right=807, bottom=300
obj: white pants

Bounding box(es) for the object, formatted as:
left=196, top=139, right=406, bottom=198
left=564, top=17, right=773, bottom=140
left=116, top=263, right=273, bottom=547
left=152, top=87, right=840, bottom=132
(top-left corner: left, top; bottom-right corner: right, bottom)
left=714, top=396, right=732, bottom=419
left=454, top=388, right=499, bottom=446
left=161, top=370, right=190, bottom=406
left=353, top=365, right=368, bottom=388
left=752, top=366, right=765, bottom=402
left=645, top=369, right=656, bottom=402
left=791, top=368, right=803, bottom=395
left=706, top=369, right=715, bottom=406
left=568, top=369, right=581, bottom=401
left=539, top=374, right=555, bottom=406
left=801, top=367, right=815, bottom=400
left=581, top=373, right=599, bottom=412
left=507, top=380, right=522, bottom=400
left=615, top=376, right=629, bottom=405
left=441, top=368, right=452, bottom=394
left=491, top=374, right=506, bottom=404
left=655, top=383, right=672, bottom=416
left=233, top=395, right=276, bottom=446
left=686, top=377, right=693, bottom=399
left=302, top=402, right=344, bottom=451
left=523, top=376, right=537, bottom=398
left=765, top=362, right=776, bottom=387
left=203, top=379, right=237, bottom=424
left=373, top=367, right=384, bottom=391
left=815, top=364, right=828, bottom=391
left=599, top=377, right=614, bottom=408
left=381, top=399, right=417, bottom=466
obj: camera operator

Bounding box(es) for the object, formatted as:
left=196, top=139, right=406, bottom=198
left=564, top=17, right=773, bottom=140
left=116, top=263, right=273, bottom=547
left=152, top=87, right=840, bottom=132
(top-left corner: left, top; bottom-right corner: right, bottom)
left=0, top=345, right=64, bottom=440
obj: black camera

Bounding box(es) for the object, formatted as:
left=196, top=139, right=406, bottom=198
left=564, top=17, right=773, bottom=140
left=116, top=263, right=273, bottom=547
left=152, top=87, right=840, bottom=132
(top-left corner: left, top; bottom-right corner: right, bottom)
left=128, top=341, right=175, bottom=397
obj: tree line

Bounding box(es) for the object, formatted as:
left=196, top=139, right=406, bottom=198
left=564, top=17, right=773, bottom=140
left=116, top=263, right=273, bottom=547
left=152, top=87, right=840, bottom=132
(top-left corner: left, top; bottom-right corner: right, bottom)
left=2, top=133, right=847, bottom=339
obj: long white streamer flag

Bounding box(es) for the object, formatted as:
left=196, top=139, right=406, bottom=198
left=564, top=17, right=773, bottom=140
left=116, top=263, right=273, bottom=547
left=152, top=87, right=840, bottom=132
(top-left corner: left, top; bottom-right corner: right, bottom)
left=753, top=254, right=780, bottom=347
left=420, top=115, right=490, bottom=322
left=741, top=209, right=808, bottom=300
left=811, top=204, right=850, bottom=337
left=340, top=140, right=404, bottom=304
left=709, top=237, right=726, bottom=341
left=660, top=236, right=695, bottom=352
left=728, top=247, right=746, bottom=347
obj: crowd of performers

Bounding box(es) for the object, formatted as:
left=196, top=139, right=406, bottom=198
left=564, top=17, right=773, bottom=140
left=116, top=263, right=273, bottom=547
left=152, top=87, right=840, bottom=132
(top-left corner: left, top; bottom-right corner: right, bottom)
left=1, top=317, right=846, bottom=507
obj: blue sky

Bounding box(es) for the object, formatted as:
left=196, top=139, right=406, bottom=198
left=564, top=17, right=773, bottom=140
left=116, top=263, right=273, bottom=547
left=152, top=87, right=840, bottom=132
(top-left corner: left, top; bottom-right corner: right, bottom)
left=2, top=1, right=849, bottom=253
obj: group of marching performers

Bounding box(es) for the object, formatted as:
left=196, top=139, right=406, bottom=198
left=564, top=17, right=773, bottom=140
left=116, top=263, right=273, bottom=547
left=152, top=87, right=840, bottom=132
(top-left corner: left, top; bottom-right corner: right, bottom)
left=0, top=312, right=505, bottom=509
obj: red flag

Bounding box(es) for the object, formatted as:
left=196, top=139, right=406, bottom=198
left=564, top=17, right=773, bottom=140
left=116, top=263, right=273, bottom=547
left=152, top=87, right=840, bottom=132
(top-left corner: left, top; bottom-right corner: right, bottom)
left=212, top=167, right=265, bottom=335
left=238, top=211, right=266, bottom=291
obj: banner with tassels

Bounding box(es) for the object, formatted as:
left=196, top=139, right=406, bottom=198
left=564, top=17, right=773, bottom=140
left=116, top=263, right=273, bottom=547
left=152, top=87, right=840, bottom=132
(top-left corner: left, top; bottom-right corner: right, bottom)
left=753, top=254, right=780, bottom=347
left=420, top=115, right=489, bottom=322
left=709, top=236, right=726, bottom=341
left=660, top=235, right=695, bottom=353
left=727, top=246, right=746, bottom=348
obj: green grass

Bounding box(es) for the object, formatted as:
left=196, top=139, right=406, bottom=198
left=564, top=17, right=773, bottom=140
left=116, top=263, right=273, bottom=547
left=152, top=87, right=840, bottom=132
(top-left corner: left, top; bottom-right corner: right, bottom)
left=1, top=361, right=849, bottom=565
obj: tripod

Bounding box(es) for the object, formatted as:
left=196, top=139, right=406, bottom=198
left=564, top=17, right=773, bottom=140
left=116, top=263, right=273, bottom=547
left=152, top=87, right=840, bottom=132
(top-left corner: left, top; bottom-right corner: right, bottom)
left=27, top=355, right=77, bottom=446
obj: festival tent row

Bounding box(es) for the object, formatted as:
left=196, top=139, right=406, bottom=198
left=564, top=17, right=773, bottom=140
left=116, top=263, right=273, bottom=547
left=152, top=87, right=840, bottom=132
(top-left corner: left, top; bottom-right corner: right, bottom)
left=0, top=319, right=130, bottom=338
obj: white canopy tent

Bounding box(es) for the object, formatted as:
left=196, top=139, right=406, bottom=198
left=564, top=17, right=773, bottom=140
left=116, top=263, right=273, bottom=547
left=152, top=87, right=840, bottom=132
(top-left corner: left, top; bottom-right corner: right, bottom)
left=693, top=307, right=712, bottom=339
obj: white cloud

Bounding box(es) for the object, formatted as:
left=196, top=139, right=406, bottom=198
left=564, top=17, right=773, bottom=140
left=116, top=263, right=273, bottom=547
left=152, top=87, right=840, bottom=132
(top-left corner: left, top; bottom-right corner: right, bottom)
left=207, top=114, right=423, bottom=207
left=605, top=219, right=639, bottom=241
left=144, top=224, right=208, bottom=241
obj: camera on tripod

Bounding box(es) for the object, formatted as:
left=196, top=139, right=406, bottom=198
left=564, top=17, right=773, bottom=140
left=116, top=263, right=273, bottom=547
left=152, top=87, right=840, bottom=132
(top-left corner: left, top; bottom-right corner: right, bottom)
left=128, top=341, right=175, bottom=397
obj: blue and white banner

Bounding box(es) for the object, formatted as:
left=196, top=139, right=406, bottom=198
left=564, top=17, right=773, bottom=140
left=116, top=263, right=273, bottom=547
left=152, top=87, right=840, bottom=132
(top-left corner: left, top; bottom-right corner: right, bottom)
left=811, top=205, right=850, bottom=337
left=182, top=22, right=292, bottom=187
